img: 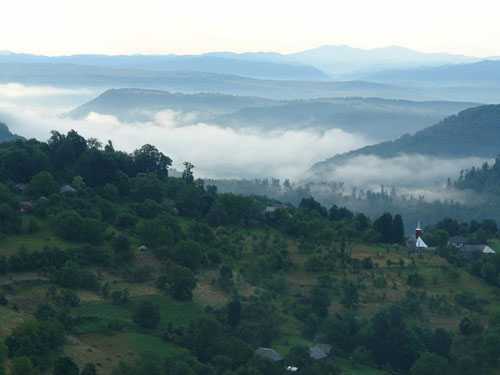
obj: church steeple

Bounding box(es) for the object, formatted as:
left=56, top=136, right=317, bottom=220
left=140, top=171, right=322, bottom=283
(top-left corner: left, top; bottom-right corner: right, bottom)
left=416, top=221, right=422, bottom=239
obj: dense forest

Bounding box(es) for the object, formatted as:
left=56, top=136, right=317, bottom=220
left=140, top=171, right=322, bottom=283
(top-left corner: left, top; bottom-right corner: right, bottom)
left=0, top=131, right=499, bottom=375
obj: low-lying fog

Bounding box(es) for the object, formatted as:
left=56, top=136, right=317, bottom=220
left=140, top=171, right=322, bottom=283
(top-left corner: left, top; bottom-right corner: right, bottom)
left=0, top=83, right=486, bottom=196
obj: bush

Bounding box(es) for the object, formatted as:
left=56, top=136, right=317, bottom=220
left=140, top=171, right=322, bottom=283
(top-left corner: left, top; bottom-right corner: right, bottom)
left=133, top=301, right=160, bottom=329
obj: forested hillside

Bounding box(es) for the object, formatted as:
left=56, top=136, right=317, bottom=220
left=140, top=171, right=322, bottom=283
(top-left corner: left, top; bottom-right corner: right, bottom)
left=0, top=130, right=499, bottom=375
left=310, top=104, right=500, bottom=176
left=69, top=88, right=477, bottom=141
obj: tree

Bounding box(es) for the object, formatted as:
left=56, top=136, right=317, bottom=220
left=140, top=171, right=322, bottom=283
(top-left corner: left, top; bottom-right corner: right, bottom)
left=481, top=263, right=497, bottom=285
left=172, top=240, right=203, bottom=271
left=0, top=342, right=6, bottom=375
left=111, top=233, right=133, bottom=261
left=227, top=299, right=242, bottom=328
left=351, top=346, right=374, bottom=367
left=482, top=332, right=500, bottom=364
left=11, top=356, right=38, bottom=375
left=26, top=171, right=58, bottom=198
left=341, top=280, right=358, bottom=309
left=80, top=363, right=97, bottom=375
left=185, top=315, right=222, bottom=362
left=133, top=144, right=172, bottom=180
left=409, top=352, right=451, bottom=375
left=130, top=173, right=164, bottom=202
left=311, top=285, right=331, bottom=317
left=373, top=212, right=393, bottom=243
left=166, top=265, right=197, bottom=301
left=0, top=204, right=22, bottom=234
left=286, top=346, right=314, bottom=369
left=430, top=328, right=452, bottom=357
left=34, top=302, right=56, bottom=321
left=5, top=320, right=65, bottom=367
left=182, top=162, right=195, bottom=184
left=55, top=210, right=84, bottom=241
left=392, top=214, right=405, bottom=244
left=133, top=301, right=160, bottom=329
left=217, top=265, right=234, bottom=291
left=53, top=356, right=79, bottom=375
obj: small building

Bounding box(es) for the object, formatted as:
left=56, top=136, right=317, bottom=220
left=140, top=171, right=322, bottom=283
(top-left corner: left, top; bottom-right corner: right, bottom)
left=19, top=200, right=33, bottom=213
left=461, top=244, right=496, bottom=260
left=138, top=245, right=148, bottom=252
left=264, top=204, right=287, bottom=214
left=448, top=236, right=465, bottom=248
left=285, top=366, right=298, bottom=372
left=310, top=343, right=333, bottom=360
left=255, top=347, right=283, bottom=362
left=14, top=183, right=26, bottom=194
left=61, top=185, right=77, bottom=194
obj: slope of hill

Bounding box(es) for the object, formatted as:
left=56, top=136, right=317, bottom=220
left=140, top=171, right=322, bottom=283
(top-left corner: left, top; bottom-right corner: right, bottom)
left=309, top=104, right=500, bottom=175
left=215, top=97, right=478, bottom=141
left=0, top=62, right=417, bottom=100
left=69, top=88, right=280, bottom=122
left=0, top=129, right=499, bottom=375
left=69, top=88, right=478, bottom=141
left=0, top=122, right=23, bottom=142
left=365, top=60, right=500, bottom=83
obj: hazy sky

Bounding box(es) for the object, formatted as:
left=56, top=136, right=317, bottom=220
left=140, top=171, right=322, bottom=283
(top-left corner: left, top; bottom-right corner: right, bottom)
left=2, top=0, right=500, bottom=57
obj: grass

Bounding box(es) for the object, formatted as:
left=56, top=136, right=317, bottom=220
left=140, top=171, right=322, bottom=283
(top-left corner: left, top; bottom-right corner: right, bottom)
left=0, top=215, right=77, bottom=257
left=334, top=357, right=387, bottom=375
left=74, top=293, right=204, bottom=332
left=271, top=335, right=311, bottom=357
left=0, top=305, right=29, bottom=339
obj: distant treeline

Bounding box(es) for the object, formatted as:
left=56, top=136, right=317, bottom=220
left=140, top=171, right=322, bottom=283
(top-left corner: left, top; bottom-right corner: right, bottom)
left=207, top=177, right=500, bottom=234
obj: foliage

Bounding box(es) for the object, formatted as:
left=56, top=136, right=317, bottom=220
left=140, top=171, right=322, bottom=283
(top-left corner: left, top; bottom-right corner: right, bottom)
left=133, top=301, right=161, bottom=328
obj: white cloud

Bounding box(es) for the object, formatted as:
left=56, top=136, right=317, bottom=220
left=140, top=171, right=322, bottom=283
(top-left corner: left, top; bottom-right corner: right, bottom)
left=0, top=84, right=370, bottom=180
left=0, top=83, right=93, bottom=98
left=311, top=153, right=489, bottom=190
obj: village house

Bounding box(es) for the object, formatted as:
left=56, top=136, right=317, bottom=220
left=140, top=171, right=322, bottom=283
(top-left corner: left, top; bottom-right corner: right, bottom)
left=255, top=347, right=283, bottom=362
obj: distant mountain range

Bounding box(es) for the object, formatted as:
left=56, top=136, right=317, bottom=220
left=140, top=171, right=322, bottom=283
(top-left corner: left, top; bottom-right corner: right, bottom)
left=364, top=60, right=500, bottom=83
left=0, top=45, right=489, bottom=78
left=309, top=104, right=500, bottom=178
left=70, top=88, right=478, bottom=141
left=0, top=53, right=330, bottom=81
left=0, top=122, right=23, bottom=142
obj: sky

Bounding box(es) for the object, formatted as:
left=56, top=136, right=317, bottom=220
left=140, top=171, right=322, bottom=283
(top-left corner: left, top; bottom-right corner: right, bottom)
left=2, top=0, right=500, bottom=57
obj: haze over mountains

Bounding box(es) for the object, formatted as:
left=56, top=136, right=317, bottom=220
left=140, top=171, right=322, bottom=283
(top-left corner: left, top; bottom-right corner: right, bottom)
left=308, top=105, right=500, bottom=187
left=0, top=44, right=499, bottom=190
left=70, top=88, right=478, bottom=142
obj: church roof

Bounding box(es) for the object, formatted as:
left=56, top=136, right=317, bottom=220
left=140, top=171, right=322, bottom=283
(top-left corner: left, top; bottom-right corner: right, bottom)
left=416, top=237, right=427, bottom=248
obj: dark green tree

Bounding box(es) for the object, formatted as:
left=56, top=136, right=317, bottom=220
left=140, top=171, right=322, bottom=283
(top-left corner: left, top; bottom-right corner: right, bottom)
left=373, top=212, right=393, bottom=243
left=227, top=299, right=242, bottom=328
left=80, top=363, right=97, bottom=375
left=409, top=352, right=451, bottom=375
left=133, top=301, right=160, bottom=329
left=53, top=356, right=79, bottom=375
left=392, top=214, right=405, bottom=244
left=166, top=265, right=197, bottom=301
left=26, top=171, right=58, bottom=198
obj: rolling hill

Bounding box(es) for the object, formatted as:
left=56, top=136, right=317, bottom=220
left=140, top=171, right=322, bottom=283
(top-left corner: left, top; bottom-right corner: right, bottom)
left=309, top=104, right=500, bottom=177
left=0, top=62, right=418, bottom=100
left=69, top=88, right=478, bottom=141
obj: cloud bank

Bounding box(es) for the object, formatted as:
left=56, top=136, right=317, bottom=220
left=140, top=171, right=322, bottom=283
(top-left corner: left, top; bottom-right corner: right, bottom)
left=0, top=83, right=490, bottom=193
left=0, top=83, right=370, bottom=180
